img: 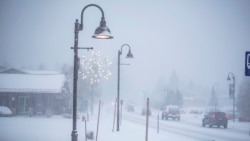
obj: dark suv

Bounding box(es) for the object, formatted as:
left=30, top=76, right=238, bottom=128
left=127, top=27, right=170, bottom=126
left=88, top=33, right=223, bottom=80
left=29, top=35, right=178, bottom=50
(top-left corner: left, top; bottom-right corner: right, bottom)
left=202, top=112, right=228, bottom=128
left=162, top=106, right=180, bottom=120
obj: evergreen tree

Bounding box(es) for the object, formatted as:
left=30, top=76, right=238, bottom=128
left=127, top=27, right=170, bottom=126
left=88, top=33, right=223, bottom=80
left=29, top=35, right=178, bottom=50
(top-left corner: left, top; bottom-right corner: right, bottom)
left=175, top=90, right=183, bottom=107
left=208, top=86, right=218, bottom=111
left=164, top=89, right=183, bottom=107
left=151, top=77, right=166, bottom=109
left=165, top=89, right=175, bottom=105
left=237, top=77, right=250, bottom=119
left=168, top=70, right=179, bottom=91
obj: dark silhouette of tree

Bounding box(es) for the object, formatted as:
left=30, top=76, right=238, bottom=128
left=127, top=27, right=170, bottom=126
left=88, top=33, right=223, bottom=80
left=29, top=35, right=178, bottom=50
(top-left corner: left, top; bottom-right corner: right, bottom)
left=152, top=70, right=183, bottom=109
left=168, top=70, right=179, bottom=91
left=151, top=77, right=166, bottom=109
left=164, top=89, right=183, bottom=107
left=175, top=90, right=184, bottom=107
left=208, top=85, right=218, bottom=112
left=165, top=89, right=175, bottom=106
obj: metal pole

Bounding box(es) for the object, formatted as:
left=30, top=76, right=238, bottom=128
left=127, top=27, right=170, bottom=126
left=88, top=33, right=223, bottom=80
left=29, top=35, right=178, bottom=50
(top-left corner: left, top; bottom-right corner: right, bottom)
left=233, top=77, right=235, bottom=122
left=72, top=19, right=79, bottom=141
left=91, top=85, right=94, bottom=115
left=96, top=100, right=101, bottom=141
left=116, top=44, right=133, bottom=132
left=112, top=98, right=117, bottom=132
left=117, top=50, right=121, bottom=131
left=228, top=73, right=236, bottom=123
left=145, top=98, right=149, bottom=141
left=85, top=120, right=87, bottom=141
left=70, top=4, right=111, bottom=141
left=233, top=95, right=235, bottom=122
left=120, top=100, right=123, bottom=125
left=157, top=114, right=159, bottom=134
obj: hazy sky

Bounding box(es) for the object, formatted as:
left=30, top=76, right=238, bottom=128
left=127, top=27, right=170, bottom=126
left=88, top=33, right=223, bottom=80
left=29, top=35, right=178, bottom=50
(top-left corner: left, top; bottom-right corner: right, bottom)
left=0, top=0, right=249, bottom=99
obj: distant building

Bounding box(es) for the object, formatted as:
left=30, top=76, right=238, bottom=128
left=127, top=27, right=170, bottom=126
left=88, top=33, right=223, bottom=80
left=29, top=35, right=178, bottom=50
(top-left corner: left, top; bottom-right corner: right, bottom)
left=0, top=67, right=70, bottom=116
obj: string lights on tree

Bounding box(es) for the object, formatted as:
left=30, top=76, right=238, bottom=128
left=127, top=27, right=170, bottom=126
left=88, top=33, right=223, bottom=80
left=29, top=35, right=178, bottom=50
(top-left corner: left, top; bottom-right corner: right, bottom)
left=80, top=51, right=112, bottom=84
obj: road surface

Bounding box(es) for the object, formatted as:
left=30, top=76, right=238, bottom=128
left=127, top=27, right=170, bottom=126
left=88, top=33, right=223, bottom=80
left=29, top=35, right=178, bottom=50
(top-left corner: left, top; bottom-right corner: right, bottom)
left=122, top=111, right=250, bottom=141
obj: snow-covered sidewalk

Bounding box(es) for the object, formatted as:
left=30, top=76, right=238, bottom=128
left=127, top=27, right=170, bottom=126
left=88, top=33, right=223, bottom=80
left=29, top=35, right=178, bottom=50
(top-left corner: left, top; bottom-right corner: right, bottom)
left=0, top=113, right=196, bottom=141
left=85, top=112, right=200, bottom=141
left=0, top=110, right=250, bottom=141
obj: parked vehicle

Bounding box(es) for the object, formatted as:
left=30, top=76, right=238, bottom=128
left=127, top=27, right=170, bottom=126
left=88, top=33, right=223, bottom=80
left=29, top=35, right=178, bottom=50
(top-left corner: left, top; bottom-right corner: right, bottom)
left=0, top=106, right=12, bottom=117
left=162, top=106, right=180, bottom=120
left=202, top=112, right=228, bottom=128
left=126, top=104, right=134, bottom=112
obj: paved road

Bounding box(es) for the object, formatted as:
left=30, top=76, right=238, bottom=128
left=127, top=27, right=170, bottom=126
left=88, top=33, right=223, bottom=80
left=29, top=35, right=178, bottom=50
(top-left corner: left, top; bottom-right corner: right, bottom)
left=122, top=112, right=250, bottom=141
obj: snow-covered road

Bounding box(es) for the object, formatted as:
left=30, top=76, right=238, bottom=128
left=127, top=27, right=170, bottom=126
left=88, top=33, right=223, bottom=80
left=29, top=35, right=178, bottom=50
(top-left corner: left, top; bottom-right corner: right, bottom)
left=123, top=111, right=250, bottom=141
left=0, top=109, right=249, bottom=141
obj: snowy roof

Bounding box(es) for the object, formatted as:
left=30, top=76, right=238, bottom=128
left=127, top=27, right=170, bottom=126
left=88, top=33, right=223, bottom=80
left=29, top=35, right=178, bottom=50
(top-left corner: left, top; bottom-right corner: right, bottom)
left=0, top=72, right=65, bottom=94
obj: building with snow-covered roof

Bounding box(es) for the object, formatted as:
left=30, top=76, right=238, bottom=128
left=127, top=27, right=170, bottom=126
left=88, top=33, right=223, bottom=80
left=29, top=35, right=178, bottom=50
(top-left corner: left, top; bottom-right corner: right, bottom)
left=0, top=68, right=70, bottom=116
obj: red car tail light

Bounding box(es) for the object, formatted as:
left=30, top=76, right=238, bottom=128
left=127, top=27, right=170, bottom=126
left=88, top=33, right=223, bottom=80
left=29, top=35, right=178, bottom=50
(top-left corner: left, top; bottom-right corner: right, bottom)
left=225, top=114, right=229, bottom=119
left=211, top=113, right=216, bottom=119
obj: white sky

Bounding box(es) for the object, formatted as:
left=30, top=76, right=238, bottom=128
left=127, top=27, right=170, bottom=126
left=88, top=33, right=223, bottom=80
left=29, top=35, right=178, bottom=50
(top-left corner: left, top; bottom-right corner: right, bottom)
left=0, top=0, right=249, bottom=99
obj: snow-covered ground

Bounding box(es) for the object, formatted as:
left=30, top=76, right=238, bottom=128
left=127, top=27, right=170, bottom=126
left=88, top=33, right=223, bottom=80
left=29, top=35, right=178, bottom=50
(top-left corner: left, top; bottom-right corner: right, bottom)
left=0, top=105, right=249, bottom=141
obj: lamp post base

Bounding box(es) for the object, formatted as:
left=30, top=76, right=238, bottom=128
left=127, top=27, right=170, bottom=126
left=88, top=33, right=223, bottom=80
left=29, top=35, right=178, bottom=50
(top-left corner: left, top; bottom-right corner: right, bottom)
left=71, top=130, right=78, bottom=141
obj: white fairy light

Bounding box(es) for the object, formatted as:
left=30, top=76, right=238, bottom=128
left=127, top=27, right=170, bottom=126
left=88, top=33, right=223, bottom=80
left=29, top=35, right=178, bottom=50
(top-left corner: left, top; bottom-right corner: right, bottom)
left=80, top=51, right=112, bottom=84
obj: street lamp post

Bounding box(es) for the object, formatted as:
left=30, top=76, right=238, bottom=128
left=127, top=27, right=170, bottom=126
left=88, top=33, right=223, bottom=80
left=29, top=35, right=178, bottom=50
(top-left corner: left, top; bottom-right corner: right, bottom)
left=117, top=44, right=133, bottom=131
left=227, top=72, right=235, bottom=122
left=71, top=4, right=113, bottom=141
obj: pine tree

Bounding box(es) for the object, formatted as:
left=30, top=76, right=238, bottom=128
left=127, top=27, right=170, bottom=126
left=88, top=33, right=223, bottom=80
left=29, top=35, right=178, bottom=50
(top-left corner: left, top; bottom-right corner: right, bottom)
left=164, top=89, right=183, bottom=107
left=237, top=77, right=250, bottom=120
left=208, top=86, right=218, bottom=112
left=175, top=90, right=183, bottom=107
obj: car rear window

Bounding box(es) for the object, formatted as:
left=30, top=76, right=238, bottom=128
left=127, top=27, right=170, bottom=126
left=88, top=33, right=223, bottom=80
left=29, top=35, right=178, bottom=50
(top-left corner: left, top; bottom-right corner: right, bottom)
left=169, top=107, right=179, bottom=112
left=208, top=112, right=226, bottom=118
left=215, top=112, right=226, bottom=118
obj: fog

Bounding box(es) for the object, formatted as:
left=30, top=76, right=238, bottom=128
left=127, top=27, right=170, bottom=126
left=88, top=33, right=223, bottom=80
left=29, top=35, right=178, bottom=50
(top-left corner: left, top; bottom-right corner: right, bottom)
left=0, top=0, right=249, bottom=105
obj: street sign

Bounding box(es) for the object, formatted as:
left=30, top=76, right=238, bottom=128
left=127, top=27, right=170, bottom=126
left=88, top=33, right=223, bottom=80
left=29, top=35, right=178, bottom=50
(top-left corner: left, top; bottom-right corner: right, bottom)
left=245, top=51, right=250, bottom=76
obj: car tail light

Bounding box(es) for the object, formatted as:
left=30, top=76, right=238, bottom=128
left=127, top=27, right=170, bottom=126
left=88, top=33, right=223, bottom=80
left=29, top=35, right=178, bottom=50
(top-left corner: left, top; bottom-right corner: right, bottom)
left=211, top=113, right=216, bottom=119
left=225, top=114, right=229, bottom=119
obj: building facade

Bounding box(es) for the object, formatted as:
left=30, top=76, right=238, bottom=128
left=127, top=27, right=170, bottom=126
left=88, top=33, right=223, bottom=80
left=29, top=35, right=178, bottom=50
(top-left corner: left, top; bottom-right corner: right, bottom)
left=0, top=68, right=70, bottom=116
